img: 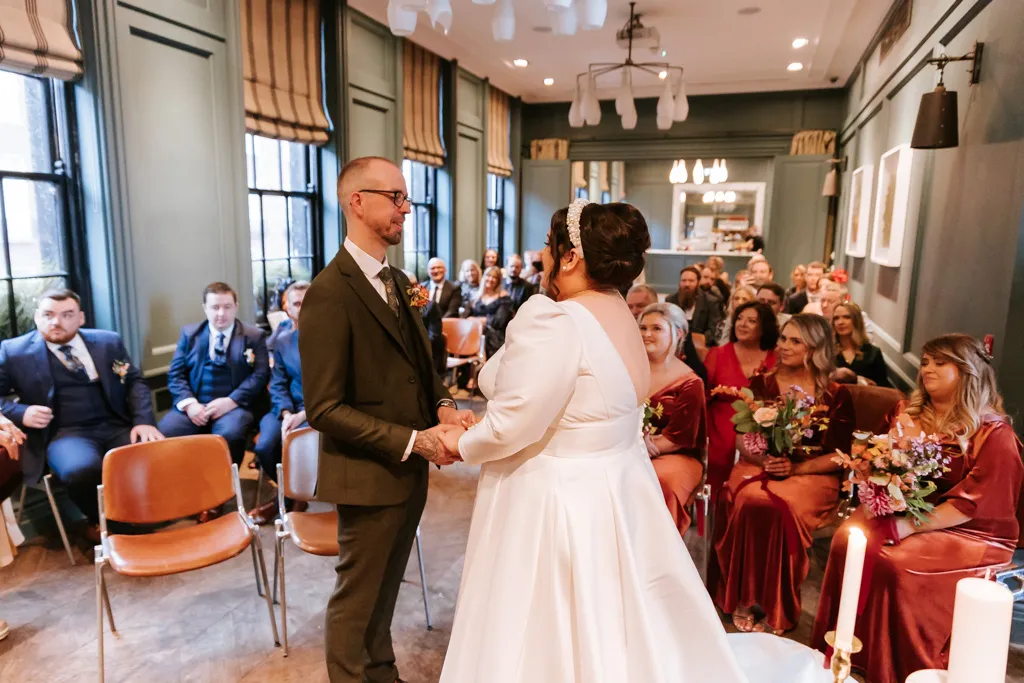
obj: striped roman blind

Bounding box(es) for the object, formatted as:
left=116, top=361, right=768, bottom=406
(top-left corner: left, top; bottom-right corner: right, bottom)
left=402, top=41, right=444, bottom=167
left=487, top=86, right=512, bottom=177
left=0, top=0, right=82, bottom=80
left=240, top=0, right=331, bottom=145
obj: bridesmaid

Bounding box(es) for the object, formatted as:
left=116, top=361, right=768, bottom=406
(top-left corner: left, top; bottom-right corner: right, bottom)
left=710, top=313, right=854, bottom=635
left=641, top=303, right=707, bottom=537
left=704, top=301, right=778, bottom=496
left=812, top=334, right=1023, bottom=683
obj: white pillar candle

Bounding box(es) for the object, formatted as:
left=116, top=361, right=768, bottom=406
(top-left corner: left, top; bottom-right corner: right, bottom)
left=906, top=671, right=947, bottom=683
left=834, top=526, right=867, bottom=651
left=947, top=578, right=1013, bottom=683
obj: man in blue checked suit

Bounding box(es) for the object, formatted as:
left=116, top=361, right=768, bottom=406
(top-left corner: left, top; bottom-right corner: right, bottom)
left=158, top=282, right=269, bottom=469
left=0, top=289, right=161, bottom=533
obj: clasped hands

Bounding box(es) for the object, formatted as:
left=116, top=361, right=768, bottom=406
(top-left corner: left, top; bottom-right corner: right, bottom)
left=414, top=406, right=477, bottom=466
left=185, top=397, right=237, bottom=426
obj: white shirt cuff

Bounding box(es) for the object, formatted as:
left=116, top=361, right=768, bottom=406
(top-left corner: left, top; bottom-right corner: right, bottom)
left=401, top=430, right=417, bottom=462
left=177, top=398, right=198, bottom=412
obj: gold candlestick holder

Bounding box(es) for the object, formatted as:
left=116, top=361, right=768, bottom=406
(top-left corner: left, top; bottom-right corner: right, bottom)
left=824, top=631, right=863, bottom=683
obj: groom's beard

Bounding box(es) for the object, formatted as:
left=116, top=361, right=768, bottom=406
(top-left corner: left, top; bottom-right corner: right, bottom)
left=677, top=288, right=697, bottom=310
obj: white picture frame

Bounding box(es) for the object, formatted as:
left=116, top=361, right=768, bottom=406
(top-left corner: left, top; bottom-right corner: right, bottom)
left=844, top=164, right=872, bottom=258
left=870, top=144, right=914, bottom=267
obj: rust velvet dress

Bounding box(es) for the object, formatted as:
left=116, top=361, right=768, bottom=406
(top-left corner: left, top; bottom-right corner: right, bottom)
left=709, top=375, right=855, bottom=632
left=649, top=374, right=707, bottom=537
left=704, top=344, right=776, bottom=497
left=811, top=408, right=1024, bottom=683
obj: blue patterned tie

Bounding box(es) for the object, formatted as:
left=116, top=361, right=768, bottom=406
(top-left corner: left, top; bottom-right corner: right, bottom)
left=58, top=345, right=90, bottom=380
left=378, top=267, right=401, bottom=316
left=213, top=332, right=227, bottom=365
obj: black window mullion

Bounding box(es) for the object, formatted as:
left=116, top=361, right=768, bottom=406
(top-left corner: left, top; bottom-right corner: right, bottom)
left=0, top=189, right=18, bottom=337
left=258, top=194, right=269, bottom=321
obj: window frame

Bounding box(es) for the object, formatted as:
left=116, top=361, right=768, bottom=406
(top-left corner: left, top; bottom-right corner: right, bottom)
left=401, top=159, right=438, bottom=283
left=486, top=173, right=505, bottom=262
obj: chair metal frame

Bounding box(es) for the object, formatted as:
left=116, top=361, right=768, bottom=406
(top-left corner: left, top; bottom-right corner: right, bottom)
left=443, top=317, right=487, bottom=409
left=94, top=463, right=279, bottom=682
left=690, top=439, right=713, bottom=579
left=17, top=473, right=76, bottom=565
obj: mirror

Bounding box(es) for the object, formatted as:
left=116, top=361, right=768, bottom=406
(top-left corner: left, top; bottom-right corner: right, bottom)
left=670, top=182, right=767, bottom=251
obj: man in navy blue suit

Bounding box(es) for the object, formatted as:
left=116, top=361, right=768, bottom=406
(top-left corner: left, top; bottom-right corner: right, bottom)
left=250, top=281, right=309, bottom=524
left=158, top=282, right=269, bottom=469
left=0, top=289, right=162, bottom=534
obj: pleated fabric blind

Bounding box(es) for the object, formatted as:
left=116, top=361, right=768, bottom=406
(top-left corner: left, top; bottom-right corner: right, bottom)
left=571, top=161, right=587, bottom=189
left=530, top=138, right=568, bottom=160
left=790, top=130, right=836, bottom=156
left=241, top=0, right=331, bottom=145
left=487, top=86, right=513, bottom=177
left=402, top=41, right=444, bottom=167
left=0, top=0, right=82, bottom=80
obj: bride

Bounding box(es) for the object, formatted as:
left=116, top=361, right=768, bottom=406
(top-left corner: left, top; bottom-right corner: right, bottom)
left=436, top=199, right=749, bottom=683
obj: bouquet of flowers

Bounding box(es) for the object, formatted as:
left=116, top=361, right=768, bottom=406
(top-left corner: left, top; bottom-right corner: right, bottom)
left=642, top=400, right=664, bottom=436
left=710, top=385, right=830, bottom=459
left=832, top=428, right=951, bottom=524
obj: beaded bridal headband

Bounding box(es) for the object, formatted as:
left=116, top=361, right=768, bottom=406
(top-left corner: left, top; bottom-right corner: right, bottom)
left=566, top=198, right=592, bottom=258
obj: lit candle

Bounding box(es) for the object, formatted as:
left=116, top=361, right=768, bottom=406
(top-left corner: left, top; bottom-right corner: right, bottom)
left=834, top=526, right=867, bottom=651
left=947, top=578, right=1013, bottom=683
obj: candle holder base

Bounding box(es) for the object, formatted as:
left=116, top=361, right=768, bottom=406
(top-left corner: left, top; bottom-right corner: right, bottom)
left=824, top=631, right=863, bottom=683
left=905, top=670, right=947, bottom=683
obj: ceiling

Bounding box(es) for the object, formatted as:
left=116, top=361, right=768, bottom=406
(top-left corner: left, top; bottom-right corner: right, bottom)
left=348, top=0, right=895, bottom=103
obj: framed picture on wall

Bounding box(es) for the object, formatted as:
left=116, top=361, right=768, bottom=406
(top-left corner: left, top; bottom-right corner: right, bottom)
left=845, top=165, right=873, bottom=258
left=870, top=144, right=914, bottom=267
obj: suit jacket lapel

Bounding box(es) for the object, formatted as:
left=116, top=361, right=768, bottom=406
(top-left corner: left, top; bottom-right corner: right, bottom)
left=28, top=332, right=55, bottom=405
left=228, top=320, right=245, bottom=387
left=195, top=324, right=210, bottom=388
left=336, top=249, right=412, bottom=364
left=80, top=331, right=114, bottom=402
left=396, top=272, right=435, bottom=363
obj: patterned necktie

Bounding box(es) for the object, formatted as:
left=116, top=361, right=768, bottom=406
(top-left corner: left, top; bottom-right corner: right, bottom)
left=213, top=332, right=227, bottom=365
left=58, top=345, right=89, bottom=380
left=378, top=267, right=401, bottom=316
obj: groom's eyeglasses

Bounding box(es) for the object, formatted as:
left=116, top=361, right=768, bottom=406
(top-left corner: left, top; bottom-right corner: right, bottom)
left=358, top=189, right=411, bottom=207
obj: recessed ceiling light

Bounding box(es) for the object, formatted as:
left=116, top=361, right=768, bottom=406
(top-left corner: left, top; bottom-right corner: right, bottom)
left=661, top=50, right=667, bottom=57
left=787, top=62, right=804, bottom=72
left=658, top=70, right=668, bottom=80
left=543, top=77, right=554, bottom=86
left=792, top=37, right=809, bottom=49
left=513, top=58, right=529, bottom=68
left=737, top=6, right=761, bottom=15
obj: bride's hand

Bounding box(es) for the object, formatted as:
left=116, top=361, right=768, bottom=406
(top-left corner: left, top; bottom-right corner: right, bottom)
left=644, top=433, right=660, bottom=458
left=438, top=425, right=466, bottom=462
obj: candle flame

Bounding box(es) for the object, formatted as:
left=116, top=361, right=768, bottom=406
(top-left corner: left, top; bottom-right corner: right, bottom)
left=848, top=526, right=866, bottom=541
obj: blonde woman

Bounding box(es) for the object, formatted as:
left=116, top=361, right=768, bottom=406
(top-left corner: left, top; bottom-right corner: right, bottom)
left=457, top=259, right=482, bottom=312
left=468, top=266, right=513, bottom=359
left=832, top=301, right=889, bottom=386
left=709, top=313, right=854, bottom=635
left=716, top=285, right=756, bottom=346
left=813, top=334, right=1022, bottom=683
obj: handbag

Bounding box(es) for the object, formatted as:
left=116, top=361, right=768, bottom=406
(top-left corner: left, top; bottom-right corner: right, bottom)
left=0, top=441, right=23, bottom=503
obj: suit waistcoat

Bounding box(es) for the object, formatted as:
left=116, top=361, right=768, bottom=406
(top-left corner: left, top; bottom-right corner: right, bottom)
left=397, top=300, right=437, bottom=426
left=48, top=352, right=120, bottom=430
left=197, top=356, right=234, bottom=404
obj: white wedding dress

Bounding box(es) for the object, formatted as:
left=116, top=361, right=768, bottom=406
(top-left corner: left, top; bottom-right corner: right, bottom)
left=439, top=296, right=749, bottom=683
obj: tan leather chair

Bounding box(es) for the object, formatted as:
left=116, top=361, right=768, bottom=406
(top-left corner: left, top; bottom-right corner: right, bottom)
left=94, top=435, right=279, bottom=681
left=442, top=317, right=486, bottom=405
left=271, top=427, right=432, bottom=655
left=846, top=384, right=905, bottom=433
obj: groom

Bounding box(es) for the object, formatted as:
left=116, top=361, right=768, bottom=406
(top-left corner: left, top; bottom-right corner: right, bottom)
left=301, top=156, right=473, bottom=683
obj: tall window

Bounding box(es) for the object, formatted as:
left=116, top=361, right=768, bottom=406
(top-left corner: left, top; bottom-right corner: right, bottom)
left=246, top=133, right=319, bottom=325
left=402, top=159, right=437, bottom=283
left=0, top=71, right=78, bottom=340
left=486, top=173, right=504, bottom=260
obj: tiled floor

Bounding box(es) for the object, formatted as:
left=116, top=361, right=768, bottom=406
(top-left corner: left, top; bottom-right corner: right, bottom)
left=2, top=455, right=1023, bottom=682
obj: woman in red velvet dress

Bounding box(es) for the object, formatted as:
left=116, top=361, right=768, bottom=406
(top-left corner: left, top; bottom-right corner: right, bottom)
left=709, top=313, right=854, bottom=635
left=704, top=301, right=778, bottom=497
left=641, top=303, right=707, bottom=537
left=812, top=334, right=1023, bottom=683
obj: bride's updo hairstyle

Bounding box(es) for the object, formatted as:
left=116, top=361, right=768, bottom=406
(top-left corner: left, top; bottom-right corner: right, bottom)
left=546, top=202, right=651, bottom=299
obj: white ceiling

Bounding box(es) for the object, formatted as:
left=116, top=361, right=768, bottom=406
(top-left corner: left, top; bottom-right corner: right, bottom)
left=349, top=0, right=894, bottom=103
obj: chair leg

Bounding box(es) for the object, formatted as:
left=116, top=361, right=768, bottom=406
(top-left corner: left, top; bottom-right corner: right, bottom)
left=15, top=484, right=26, bottom=524
left=43, top=474, right=75, bottom=566
left=250, top=543, right=265, bottom=598
left=271, top=538, right=279, bottom=605
left=415, top=526, right=433, bottom=631
left=275, top=526, right=289, bottom=656
left=95, top=547, right=105, bottom=683
left=251, top=472, right=264, bottom=510
left=100, top=566, right=117, bottom=633
left=250, top=532, right=281, bottom=646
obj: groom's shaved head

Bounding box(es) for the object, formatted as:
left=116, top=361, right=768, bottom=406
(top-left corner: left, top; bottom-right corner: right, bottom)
left=337, top=156, right=400, bottom=215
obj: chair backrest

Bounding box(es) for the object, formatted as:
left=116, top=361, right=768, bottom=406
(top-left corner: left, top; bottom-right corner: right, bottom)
left=267, top=310, right=288, bottom=331
left=442, top=317, right=484, bottom=357
left=282, top=427, right=320, bottom=502
left=102, top=435, right=234, bottom=524
left=846, top=384, right=905, bottom=433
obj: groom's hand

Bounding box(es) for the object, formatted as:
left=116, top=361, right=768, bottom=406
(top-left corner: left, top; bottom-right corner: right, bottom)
left=438, top=405, right=477, bottom=429
left=414, top=425, right=463, bottom=466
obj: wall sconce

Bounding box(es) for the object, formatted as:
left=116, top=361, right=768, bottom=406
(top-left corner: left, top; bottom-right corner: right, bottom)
left=822, top=157, right=847, bottom=197
left=910, top=42, right=984, bottom=150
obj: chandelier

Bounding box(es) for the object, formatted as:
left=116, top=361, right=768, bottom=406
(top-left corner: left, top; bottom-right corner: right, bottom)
left=569, top=2, right=688, bottom=131
left=386, top=0, right=608, bottom=41
left=669, top=159, right=728, bottom=185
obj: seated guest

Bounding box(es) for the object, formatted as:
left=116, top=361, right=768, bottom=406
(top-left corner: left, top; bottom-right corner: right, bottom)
left=640, top=303, right=707, bottom=537
left=523, top=250, right=544, bottom=289
left=704, top=302, right=778, bottom=497
left=715, top=285, right=756, bottom=346
left=749, top=259, right=773, bottom=287
left=812, top=334, right=1022, bottom=683
left=424, top=258, right=462, bottom=319
left=733, top=269, right=753, bottom=290
left=745, top=225, right=765, bottom=253
left=785, top=261, right=824, bottom=314
left=707, top=255, right=729, bottom=283
left=821, top=282, right=878, bottom=343
left=785, top=264, right=806, bottom=301
left=464, top=267, right=513, bottom=390
left=0, top=289, right=162, bottom=536
left=832, top=301, right=890, bottom=387
left=159, top=282, right=269, bottom=468
left=250, top=282, right=311, bottom=524
left=266, top=283, right=297, bottom=353
left=628, top=283, right=708, bottom=386
left=503, top=254, right=537, bottom=314
left=457, top=259, right=482, bottom=314
left=666, top=266, right=723, bottom=352
left=756, top=282, right=790, bottom=329
left=481, top=248, right=500, bottom=272
left=709, top=313, right=854, bottom=635
left=701, top=266, right=730, bottom=304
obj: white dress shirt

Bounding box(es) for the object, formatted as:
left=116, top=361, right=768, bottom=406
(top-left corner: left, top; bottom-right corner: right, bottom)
left=344, top=238, right=418, bottom=460
left=46, top=334, right=99, bottom=381
left=430, top=281, right=445, bottom=304
left=176, top=324, right=236, bottom=412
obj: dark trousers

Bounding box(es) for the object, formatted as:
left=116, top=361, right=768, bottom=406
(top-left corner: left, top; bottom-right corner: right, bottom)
left=47, top=423, right=133, bottom=523
left=253, top=412, right=308, bottom=482
left=157, top=407, right=254, bottom=464
left=325, top=478, right=428, bottom=683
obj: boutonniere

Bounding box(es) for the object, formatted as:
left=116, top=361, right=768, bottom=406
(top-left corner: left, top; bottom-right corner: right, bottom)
left=112, top=360, right=130, bottom=384
left=244, top=348, right=255, bottom=366
left=407, top=283, right=430, bottom=309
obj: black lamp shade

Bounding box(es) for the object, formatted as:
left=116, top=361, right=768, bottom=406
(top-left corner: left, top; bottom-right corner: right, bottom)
left=911, top=85, right=959, bottom=149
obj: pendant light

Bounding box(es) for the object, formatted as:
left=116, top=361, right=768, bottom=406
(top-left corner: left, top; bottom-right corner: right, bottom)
left=579, top=0, right=607, bottom=31
left=568, top=85, right=585, bottom=128
left=584, top=75, right=601, bottom=126
left=621, top=97, right=637, bottom=130
left=491, top=0, right=514, bottom=41
left=673, top=77, right=689, bottom=122
left=656, top=80, right=674, bottom=131
left=550, top=4, right=577, bottom=35
left=910, top=43, right=983, bottom=150
left=693, top=159, right=704, bottom=185
left=426, top=0, right=452, bottom=34
left=386, top=0, right=418, bottom=35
